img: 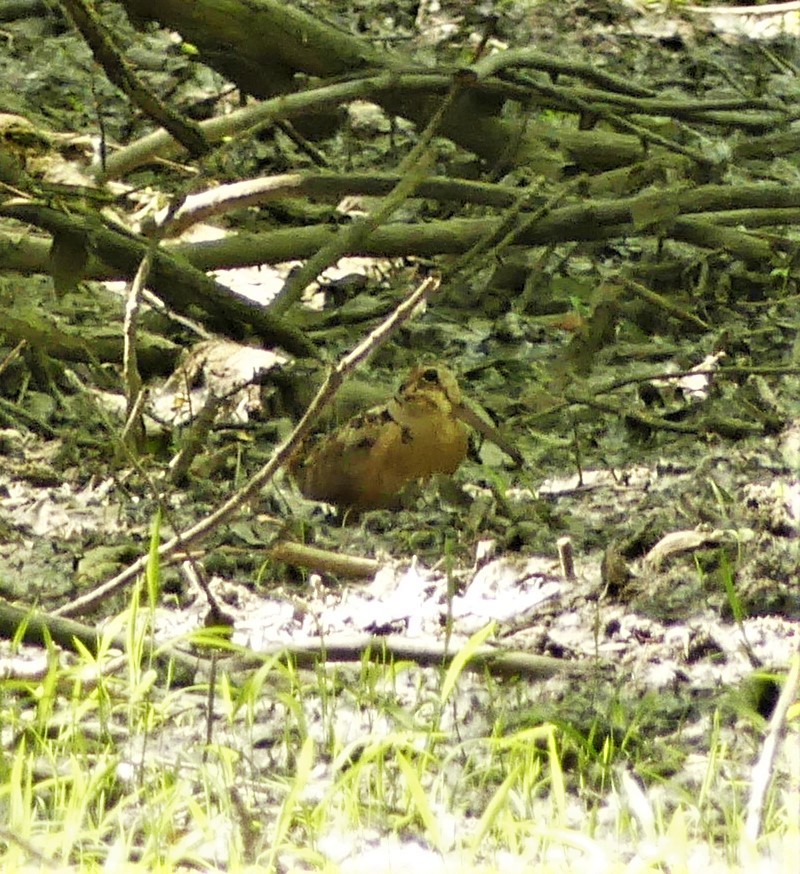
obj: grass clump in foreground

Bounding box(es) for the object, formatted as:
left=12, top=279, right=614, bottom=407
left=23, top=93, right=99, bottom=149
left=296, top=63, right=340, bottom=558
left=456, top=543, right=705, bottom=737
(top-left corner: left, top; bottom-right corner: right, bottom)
left=0, top=556, right=797, bottom=871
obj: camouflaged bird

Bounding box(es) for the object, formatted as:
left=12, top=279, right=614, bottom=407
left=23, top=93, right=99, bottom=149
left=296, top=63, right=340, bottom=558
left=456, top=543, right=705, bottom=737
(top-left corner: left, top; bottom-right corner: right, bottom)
left=288, top=364, right=523, bottom=511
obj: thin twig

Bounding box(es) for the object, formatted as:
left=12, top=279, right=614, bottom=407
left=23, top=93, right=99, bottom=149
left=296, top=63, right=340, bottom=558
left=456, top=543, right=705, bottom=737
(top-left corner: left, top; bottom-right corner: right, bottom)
left=59, top=0, right=207, bottom=156
left=267, top=541, right=380, bottom=579
left=743, top=647, right=800, bottom=847
left=121, top=244, right=154, bottom=447
left=53, top=275, right=441, bottom=617
left=269, top=68, right=468, bottom=315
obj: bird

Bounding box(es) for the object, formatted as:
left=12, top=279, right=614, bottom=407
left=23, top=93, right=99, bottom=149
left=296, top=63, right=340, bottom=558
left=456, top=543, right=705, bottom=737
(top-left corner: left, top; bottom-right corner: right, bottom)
left=287, top=364, right=523, bottom=511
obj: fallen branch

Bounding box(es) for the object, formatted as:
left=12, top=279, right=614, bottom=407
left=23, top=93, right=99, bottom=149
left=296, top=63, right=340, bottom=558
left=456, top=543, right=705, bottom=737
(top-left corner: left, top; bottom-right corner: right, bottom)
left=232, top=634, right=591, bottom=681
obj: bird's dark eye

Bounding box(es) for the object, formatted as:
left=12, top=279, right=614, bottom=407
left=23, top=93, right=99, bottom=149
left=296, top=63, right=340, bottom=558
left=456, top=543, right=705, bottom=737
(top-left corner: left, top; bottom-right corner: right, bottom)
left=421, top=368, right=439, bottom=383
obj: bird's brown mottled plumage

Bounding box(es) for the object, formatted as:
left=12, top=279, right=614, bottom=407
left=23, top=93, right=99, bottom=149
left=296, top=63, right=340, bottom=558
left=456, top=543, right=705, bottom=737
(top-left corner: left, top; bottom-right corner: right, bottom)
left=288, top=364, right=524, bottom=511
left=288, top=365, right=470, bottom=511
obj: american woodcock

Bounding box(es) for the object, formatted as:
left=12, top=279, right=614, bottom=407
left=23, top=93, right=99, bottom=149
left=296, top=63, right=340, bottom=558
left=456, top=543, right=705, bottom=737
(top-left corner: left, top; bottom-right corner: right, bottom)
left=288, top=364, right=523, bottom=511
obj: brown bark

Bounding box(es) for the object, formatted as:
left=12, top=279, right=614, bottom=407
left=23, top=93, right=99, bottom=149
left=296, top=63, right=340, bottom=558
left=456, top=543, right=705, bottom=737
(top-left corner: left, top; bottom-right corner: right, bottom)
left=118, top=0, right=619, bottom=173
left=0, top=201, right=317, bottom=357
